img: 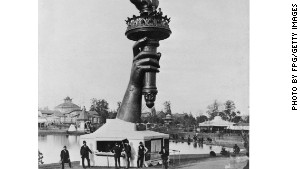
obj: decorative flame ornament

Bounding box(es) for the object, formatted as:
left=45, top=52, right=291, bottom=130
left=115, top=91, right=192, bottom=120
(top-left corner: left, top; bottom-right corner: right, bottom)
left=130, top=0, right=159, bottom=14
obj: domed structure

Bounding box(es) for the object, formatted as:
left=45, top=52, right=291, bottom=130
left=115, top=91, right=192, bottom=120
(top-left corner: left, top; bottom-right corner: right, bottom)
left=54, top=96, right=81, bottom=114
left=163, top=113, right=173, bottom=125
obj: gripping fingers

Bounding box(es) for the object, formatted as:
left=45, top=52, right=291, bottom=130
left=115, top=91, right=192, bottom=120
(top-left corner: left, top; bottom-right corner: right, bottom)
left=137, top=65, right=160, bottom=73
left=135, top=58, right=160, bottom=68
left=134, top=51, right=161, bottom=61
left=157, top=52, right=161, bottom=61
left=133, top=37, right=148, bottom=57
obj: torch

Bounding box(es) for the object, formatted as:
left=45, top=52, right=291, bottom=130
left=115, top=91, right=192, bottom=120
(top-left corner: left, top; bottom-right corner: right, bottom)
left=125, top=0, right=171, bottom=108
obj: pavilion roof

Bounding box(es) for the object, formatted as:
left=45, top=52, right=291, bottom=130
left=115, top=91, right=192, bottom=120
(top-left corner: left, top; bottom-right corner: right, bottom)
left=77, top=109, right=89, bottom=121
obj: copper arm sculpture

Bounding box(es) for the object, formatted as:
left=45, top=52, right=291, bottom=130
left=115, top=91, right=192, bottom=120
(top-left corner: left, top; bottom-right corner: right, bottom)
left=117, top=0, right=171, bottom=123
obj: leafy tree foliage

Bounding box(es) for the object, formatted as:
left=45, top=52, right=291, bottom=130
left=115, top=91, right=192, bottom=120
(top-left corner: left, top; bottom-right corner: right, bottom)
left=177, top=113, right=197, bottom=126
left=150, top=107, right=156, bottom=116
left=222, top=100, right=239, bottom=121
left=38, top=150, right=44, bottom=164
left=163, top=101, right=172, bottom=114
left=206, top=100, right=242, bottom=122
left=231, top=115, right=243, bottom=123
left=141, top=113, right=164, bottom=124
left=90, top=98, right=109, bottom=123
left=173, top=116, right=185, bottom=125
left=207, top=100, right=220, bottom=120
left=243, top=115, right=249, bottom=123
left=107, top=110, right=117, bottom=119
left=196, top=115, right=208, bottom=123
left=187, top=113, right=197, bottom=125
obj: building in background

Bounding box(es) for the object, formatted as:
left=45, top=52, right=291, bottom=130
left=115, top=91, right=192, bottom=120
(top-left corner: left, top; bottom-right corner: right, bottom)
left=38, top=96, right=100, bottom=125
left=55, top=96, right=81, bottom=114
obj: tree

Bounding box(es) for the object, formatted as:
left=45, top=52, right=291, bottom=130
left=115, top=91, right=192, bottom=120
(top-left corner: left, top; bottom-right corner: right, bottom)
left=90, top=98, right=109, bottom=123
left=107, top=110, right=117, bottom=119
left=38, top=150, right=44, bottom=164
left=222, top=100, right=240, bottom=121
left=188, top=113, right=196, bottom=125
left=163, top=101, right=172, bottom=114
left=143, top=113, right=163, bottom=124
left=150, top=107, right=156, bottom=116
left=196, top=115, right=208, bottom=123
left=174, top=116, right=184, bottom=125
left=243, top=114, right=250, bottom=123
left=207, top=100, right=220, bottom=120
left=231, top=115, right=243, bottom=123
left=116, top=101, right=122, bottom=113
left=180, top=113, right=196, bottom=127
left=148, top=114, right=159, bottom=123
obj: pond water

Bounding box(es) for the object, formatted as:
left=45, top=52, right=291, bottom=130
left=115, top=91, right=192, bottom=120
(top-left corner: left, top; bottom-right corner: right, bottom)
left=38, top=134, right=233, bottom=164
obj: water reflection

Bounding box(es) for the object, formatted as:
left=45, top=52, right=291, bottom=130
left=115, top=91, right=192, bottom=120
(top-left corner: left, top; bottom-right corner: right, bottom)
left=38, top=135, right=81, bottom=164
left=68, top=135, right=78, bottom=145
left=39, top=135, right=47, bottom=142
left=169, top=141, right=232, bottom=155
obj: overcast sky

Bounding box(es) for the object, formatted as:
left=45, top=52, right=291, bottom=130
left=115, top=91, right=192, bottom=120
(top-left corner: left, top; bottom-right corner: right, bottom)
left=39, top=0, right=249, bottom=116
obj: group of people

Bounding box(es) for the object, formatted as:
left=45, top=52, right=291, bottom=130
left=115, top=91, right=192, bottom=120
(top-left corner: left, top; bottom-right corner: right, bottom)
left=60, top=140, right=169, bottom=169
left=111, top=140, right=132, bottom=169
left=111, top=141, right=150, bottom=169
left=60, top=140, right=93, bottom=169
left=109, top=141, right=169, bottom=169
left=172, top=134, right=213, bottom=144
left=220, top=144, right=240, bottom=156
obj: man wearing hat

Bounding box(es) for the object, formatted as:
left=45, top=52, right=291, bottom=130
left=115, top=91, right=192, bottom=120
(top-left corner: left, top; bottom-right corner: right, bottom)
left=60, top=146, right=72, bottom=169
left=159, top=146, right=169, bottom=169
left=80, top=140, right=93, bottom=169
left=137, top=142, right=148, bottom=168
left=112, top=142, right=122, bottom=169
left=123, top=140, right=131, bottom=169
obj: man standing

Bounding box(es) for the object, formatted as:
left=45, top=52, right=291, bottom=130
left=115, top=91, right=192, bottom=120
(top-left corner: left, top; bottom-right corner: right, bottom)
left=60, top=146, right=72, bottom=169
left=137, top=142, right=147, bottom=168
left=112, top=143, right=122, bottom=169
left=233, top=144, right=240, bottom=154
left=123, top=141, right=131, bottom=169
left=159, top=146, right=169, bottom=169
left=80, top=140, right=92, bottom=169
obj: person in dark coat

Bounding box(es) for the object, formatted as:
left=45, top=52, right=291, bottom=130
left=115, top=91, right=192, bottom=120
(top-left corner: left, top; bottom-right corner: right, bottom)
left=233, top=144, right=240, bottom=154
left=80, top=140, right=93, bottom=169
left=137, top=142, right=148, bottom=168
left=159, top=146, right=169, bottom=169
left=187, top=135, right=191, bottom=142
left=112, top=143, right=122, bottom=169
left=123, top=141, right=131, bottom=169
left=60, top=146, right=72, bottom=169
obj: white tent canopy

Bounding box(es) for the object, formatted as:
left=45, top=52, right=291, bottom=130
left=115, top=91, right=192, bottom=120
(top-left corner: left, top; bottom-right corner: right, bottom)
left=80, top=119, right=169, bottom=141
left=199, top=116, right=235, bottom=127
left=79, top=119, right=169, bottom=167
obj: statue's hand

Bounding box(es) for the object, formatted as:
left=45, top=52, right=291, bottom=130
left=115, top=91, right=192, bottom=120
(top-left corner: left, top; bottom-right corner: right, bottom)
left=129, top=37, right=161, bottom=88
